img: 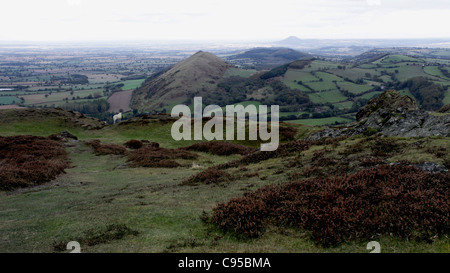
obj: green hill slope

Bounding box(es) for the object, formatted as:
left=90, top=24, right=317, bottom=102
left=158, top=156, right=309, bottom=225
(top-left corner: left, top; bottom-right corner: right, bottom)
left=131, top=51, right=233, bottom=112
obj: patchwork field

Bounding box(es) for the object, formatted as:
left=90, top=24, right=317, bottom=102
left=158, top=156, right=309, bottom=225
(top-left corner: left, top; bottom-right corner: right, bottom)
left=0, top=46, right=184, bottom=114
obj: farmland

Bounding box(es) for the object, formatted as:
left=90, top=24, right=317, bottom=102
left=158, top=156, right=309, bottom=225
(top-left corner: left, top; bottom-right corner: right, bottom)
left=0, top=45, right=187, bottom=115
left=1, top=46, right=450, bottom=127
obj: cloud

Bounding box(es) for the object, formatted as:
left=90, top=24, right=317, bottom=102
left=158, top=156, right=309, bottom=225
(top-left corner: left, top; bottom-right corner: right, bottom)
left=366, top=0, right=381, bottom=6
left=0, top=0, right=448, bottom=41
left=66, top=0, right=82, bottom=6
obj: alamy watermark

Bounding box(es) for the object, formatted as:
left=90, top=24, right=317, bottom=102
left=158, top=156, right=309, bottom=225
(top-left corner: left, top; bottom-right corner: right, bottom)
left=366, top=241, right=381, bottom=253
left=170, top=97, right=280, bottom=151
left=67, top=241, right=81, bottom=253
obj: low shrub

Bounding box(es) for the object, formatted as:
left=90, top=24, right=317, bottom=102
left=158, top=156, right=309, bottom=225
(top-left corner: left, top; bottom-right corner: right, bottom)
left=48, top=131, right=78, bottom=142
left=339, top=141, right=365, bottom=156
left=182, top=168, right=233, bottom=185
left=368, top=137, right=400, bottom=157
left=300, top=166, right=324, bottom=177
left=183, top=141, right=255, bottom=156
left=124, top=139, right=144, bottom=149
left=0, top=135, right=70, bottom=190
left=425, top=146, right=447, bottom=158
left=358, top=156, right=384, bottom=167
left=86, top=140, right=128, bottom=156
left=313, top=136, right=348, bottom=147
left=362, top=127, right=380, bottom=137
left=210, top=165, right=449, bottom=246
left=218, top=140, right=311, bottom=169
left=444, top=159, right=450, bottom=169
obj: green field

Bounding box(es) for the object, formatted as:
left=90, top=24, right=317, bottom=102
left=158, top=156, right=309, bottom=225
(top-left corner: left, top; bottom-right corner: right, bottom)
left=282, top=81, right=312, bottom=91
left=337, top=81, right=373, bottom=95
left=119, top=79, right=146, bottom=90
left=23, top=89, right=105, bottom=106
left=283, top=70, right=309, bottom=81
left=444, top=90, right=450, bottom=105
left=224, top=67, right=256, bottom=78
left=0, top=96, right=18, bottom=105
left=330, top=67, right=380, bottom=82
left=385, top=65, right=431, bottom=82
left=334, top=101, right=353, bottom=110
left=278, top=111, right=308, bottom=118
left=285, top=116, right=353, bottom=126
left=307, top=81, right=337, bottom=91
left=424, top=66, right=450, bottom=81
left=309, top=90, right=347, bottom=104
left=303, top=60, right=340, bottom=72
left=359, top=91, right=383, bottom=100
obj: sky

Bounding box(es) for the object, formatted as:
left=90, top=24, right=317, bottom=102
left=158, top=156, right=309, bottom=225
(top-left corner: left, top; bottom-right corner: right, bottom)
left=1, top=0, right=450, bottom=42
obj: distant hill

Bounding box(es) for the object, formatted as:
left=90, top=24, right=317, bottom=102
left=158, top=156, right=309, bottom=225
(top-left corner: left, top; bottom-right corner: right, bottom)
left=351, top=47, right=450, bottom=63
left=350, top=49, right=391, bottom=64
left=226, top=47, right=311, bottom=69
left=131, top=51, right=233, bottom=112
left=275, top=36, right=303, bottom=47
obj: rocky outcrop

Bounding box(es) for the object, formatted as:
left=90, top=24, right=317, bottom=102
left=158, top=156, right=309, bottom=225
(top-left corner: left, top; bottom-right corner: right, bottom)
left=307, top=90, right=450, bottom=140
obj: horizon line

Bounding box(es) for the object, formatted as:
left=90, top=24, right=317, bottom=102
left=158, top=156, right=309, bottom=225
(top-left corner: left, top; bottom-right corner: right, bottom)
left=1, top=37, right=450, bottom=44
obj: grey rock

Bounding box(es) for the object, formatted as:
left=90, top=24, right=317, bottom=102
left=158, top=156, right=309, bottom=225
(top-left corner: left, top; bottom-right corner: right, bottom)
left=307, top=90, right=450, bottom=140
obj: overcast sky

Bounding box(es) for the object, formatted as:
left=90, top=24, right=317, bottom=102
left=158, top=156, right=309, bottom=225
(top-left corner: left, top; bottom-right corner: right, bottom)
left=1, top=0, right=449, bottom=42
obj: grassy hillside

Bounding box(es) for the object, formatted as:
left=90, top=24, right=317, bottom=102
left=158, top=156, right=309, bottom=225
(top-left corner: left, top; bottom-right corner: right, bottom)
left=131, top=51, right=233, bottom=112
left=0, top=110, right=448, bottom=252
